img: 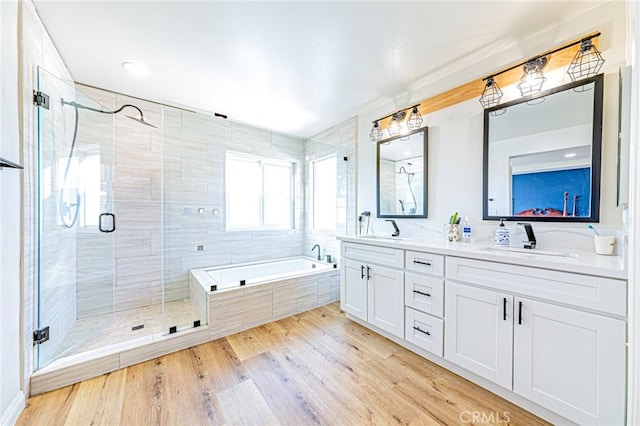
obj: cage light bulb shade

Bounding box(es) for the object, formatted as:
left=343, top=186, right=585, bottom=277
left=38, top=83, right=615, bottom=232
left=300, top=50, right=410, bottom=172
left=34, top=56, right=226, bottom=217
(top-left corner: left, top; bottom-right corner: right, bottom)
left=369, top=121, right=383, bottom=142
left=479, top=78, right=504, bottom=109
left=517, top=68, right=546, bottom=97
left=406, top=107, right=423, bottom=130
left=567, top=41, right=605, bottom=81
left=388, top=116, right=402, bottom=136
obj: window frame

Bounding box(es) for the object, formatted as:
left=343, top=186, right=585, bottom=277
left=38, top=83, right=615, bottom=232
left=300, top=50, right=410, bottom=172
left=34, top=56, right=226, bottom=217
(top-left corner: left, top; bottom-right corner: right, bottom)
left=225, top=150, right=295, bottom=231
left=310, top=154, right=337, bottom=232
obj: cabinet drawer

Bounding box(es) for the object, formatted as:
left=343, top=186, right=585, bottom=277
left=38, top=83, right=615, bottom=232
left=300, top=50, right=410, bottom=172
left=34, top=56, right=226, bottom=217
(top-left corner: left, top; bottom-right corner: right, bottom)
left=405, top=308, right=443, bottom=357
left=446, top=257, right=627, bottom=316
left=341, top=242, right=404, bottom=268
left=405, top=251, right=444, bottom=276
left=405, top=273, right=444, bottom=318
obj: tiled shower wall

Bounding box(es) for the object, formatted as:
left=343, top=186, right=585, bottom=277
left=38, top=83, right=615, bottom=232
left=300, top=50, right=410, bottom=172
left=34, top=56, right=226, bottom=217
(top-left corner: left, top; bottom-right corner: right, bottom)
left=76, top=86, right=307, bottom=315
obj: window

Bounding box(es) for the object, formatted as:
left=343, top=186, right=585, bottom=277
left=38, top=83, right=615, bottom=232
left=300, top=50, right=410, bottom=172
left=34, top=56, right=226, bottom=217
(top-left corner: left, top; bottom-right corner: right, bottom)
left=311, top=155, right=337, bottom=231
left=226, top=151, right=294, bottom=230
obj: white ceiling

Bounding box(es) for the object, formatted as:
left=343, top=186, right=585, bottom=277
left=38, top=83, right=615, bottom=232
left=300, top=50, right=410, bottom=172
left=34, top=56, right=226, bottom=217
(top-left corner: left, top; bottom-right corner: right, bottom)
left=33, top=1, right=606, bottom=138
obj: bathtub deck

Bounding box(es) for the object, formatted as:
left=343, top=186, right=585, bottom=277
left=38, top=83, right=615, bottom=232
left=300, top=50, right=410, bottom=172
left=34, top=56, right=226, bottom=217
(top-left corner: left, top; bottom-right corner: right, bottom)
left=18, top=303, right=549, bottom=426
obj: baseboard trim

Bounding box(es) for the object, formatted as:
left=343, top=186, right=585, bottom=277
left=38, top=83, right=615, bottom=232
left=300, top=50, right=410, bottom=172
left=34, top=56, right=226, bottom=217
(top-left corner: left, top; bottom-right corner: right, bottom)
left=1, top=391, right=26, bottom=426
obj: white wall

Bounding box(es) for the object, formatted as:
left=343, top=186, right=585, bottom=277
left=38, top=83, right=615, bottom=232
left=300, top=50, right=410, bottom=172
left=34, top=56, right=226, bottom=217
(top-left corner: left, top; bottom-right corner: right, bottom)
left=0, top=1, right=26, bottom=424
left=356, top=2, right=627, bottom=249
left=626, top=0, right=640, bottom=423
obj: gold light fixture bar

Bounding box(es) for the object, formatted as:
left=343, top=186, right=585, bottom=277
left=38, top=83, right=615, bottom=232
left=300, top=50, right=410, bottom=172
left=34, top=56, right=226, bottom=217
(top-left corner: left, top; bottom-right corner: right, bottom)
left=378, top=31, right=601, bottom=131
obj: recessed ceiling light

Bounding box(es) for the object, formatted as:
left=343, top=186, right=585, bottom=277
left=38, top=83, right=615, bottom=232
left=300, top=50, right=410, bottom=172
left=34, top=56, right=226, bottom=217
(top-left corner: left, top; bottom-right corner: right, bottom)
left=564, top=153, right=577, bottom=158
left=122, top=62, right=150, bottom=77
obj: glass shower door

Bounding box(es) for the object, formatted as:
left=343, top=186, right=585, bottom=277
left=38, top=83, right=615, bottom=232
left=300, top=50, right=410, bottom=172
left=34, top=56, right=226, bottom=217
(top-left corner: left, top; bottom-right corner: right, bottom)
left=36, top=67, right=116, bottom=368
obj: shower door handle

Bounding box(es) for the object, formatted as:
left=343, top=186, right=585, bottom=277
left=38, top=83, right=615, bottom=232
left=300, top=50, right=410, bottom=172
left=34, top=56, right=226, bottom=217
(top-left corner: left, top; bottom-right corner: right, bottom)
left=99, top=213, right=116, bottom=233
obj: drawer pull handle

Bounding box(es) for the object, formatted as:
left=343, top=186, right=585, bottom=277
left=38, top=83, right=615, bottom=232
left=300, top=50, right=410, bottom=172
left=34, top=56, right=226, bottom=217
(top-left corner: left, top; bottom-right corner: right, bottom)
left=518, top=301, right=523, bottom=325
left=413, top=326, right=431, bottom=336
left=413, top=260, right=432, bottom=266
left=503, top=297, right=507, bottom=321
left=413, top=290, right=431, bottom=297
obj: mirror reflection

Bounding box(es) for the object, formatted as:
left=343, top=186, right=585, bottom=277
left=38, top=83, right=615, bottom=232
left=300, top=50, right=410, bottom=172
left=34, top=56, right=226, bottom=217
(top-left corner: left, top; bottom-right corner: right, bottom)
left=483, top=75, right=603, bottom=222
left=377, top=128, right=428, bottom=218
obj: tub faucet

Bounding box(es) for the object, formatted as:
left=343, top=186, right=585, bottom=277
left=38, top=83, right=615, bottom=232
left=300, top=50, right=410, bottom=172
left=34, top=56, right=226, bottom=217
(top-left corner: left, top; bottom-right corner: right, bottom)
left=517, top=222, right=537, bottom=249
left=385, top=219, right=400, bottom=237
left=311, top=244, right=321, bottom=260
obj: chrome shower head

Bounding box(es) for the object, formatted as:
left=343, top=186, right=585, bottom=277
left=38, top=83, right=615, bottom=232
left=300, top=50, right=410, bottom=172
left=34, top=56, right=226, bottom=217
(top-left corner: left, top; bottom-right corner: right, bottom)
left=125, top=114, right=157, bottom=128
left=61, top=98, right=157, bottom=128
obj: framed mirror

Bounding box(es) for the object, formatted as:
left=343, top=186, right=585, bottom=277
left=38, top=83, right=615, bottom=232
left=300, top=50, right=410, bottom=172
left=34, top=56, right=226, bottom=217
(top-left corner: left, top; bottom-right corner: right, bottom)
left=483, top=74, right=603, bottom=222
left=377, top=127, right=428, bottom=218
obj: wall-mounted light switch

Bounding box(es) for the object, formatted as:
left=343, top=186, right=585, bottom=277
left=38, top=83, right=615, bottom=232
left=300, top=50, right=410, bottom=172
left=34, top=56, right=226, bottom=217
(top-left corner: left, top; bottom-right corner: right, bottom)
left=198, top=208, right=205, bottom=214
left=213, top=209, right=219, bottom=215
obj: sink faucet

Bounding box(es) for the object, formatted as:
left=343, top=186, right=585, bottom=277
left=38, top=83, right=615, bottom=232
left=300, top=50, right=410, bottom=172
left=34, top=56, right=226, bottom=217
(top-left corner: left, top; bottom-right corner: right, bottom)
left=311, top=244, right=321, bottom=260
left=517, top=223, right=537, bottom=249
left=385, top=219, right=400, bottom=237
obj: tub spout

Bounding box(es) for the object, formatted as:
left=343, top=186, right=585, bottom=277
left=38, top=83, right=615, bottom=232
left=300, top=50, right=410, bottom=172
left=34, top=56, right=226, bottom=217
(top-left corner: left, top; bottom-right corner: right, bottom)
left=311, top=244, right=321, bottom=260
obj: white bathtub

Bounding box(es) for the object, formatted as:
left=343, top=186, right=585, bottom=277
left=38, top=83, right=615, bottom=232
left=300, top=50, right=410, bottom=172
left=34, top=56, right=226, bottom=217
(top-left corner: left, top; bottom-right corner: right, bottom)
left=192, top=257, right=335, bottom=292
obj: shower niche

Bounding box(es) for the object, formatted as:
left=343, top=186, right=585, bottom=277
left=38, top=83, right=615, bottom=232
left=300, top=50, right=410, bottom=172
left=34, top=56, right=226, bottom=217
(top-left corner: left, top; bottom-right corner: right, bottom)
left=376, top=127, right=428, bottom=218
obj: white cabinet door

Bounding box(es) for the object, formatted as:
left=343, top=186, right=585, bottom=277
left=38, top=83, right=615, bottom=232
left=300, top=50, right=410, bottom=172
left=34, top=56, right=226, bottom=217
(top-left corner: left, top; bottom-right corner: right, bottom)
left=367, top=264, right=405, bottom=338
left=341, top=258, right=367, bottom=321
left=444, top=281, right=513, bottom=390
left=513, top=297, right=626, bottom=425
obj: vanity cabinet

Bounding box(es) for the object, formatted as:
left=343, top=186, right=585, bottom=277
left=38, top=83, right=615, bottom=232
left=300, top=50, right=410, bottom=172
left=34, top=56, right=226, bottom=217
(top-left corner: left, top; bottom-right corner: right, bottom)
left=404, top=250, right=445, bottom=356
left=339, top=238, right=627, bottom=425
left=445, top=257, right=626, bottom=426
left=444, top=282, right=513, bottom=389
left=341, top=243, right=404, bottom=338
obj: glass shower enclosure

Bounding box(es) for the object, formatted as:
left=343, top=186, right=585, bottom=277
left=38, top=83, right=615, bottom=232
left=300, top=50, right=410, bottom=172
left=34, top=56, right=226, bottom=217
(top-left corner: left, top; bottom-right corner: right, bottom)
left=35, top=67, right=207, bottom=370
left=36, top=67, right=116, bottom=367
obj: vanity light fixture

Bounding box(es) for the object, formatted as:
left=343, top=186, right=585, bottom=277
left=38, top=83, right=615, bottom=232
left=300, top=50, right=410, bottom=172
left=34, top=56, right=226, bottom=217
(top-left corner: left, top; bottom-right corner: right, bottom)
left=369, top=104, right=422, bottom=142
left=479, top=77, right=504, bottom=109
left=388, top=111, right=405, bottom=136
left=369, top=120, right=383, bottom=142
left=566, top=38, right=605, bottom=82
left=406, top=106, right=423, bottom=130
left=479, top=33, right=603, bottom=110
left=517, top=57, right=548, bottom=97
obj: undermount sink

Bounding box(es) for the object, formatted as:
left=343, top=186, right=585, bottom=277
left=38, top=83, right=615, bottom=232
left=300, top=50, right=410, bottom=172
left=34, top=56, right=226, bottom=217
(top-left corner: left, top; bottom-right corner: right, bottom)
left=486, top=246, right=578, bottom=258
left=359, top=235, right=403, bottom=241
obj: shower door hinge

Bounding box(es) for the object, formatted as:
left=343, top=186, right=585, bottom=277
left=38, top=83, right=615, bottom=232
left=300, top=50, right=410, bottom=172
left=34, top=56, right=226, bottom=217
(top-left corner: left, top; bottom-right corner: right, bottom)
left=33, top=91, right=50, bottom=109
left=33, top=326, right=50, bottom=345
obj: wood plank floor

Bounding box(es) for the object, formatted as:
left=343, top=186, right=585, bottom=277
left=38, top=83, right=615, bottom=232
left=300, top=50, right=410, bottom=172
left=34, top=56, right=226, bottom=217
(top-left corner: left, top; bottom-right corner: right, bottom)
left=18, top=303, right=550, bottom=425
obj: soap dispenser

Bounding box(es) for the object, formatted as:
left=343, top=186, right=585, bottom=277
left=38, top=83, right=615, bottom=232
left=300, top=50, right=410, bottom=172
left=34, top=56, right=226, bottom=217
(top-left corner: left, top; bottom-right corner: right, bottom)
left=494, top=218, right=510, bottom=247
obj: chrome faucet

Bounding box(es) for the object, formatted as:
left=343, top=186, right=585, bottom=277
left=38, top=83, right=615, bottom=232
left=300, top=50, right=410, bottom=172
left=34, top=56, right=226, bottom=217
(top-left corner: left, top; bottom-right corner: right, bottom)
left=385, top=219, right=400, bottom=237
left=311, top=244, right=321, bottom=260
left=517, top=222, right=537, bottom=249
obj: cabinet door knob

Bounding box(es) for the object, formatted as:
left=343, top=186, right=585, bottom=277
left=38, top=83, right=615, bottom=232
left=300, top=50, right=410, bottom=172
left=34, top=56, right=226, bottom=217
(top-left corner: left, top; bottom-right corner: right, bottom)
left=413, top=289, right=431, bottom=297
left=413, top=326, right=431, bottom=336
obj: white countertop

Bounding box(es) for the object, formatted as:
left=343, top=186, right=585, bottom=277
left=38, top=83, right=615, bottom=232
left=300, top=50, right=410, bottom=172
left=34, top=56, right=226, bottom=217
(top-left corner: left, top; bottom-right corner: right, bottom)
left=337, top=235, right=627, bottom=280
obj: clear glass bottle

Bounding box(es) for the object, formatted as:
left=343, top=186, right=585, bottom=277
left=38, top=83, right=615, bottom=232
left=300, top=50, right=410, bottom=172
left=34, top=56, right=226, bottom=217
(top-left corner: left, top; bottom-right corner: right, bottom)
left=494, top=218, right=510, bottom=246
